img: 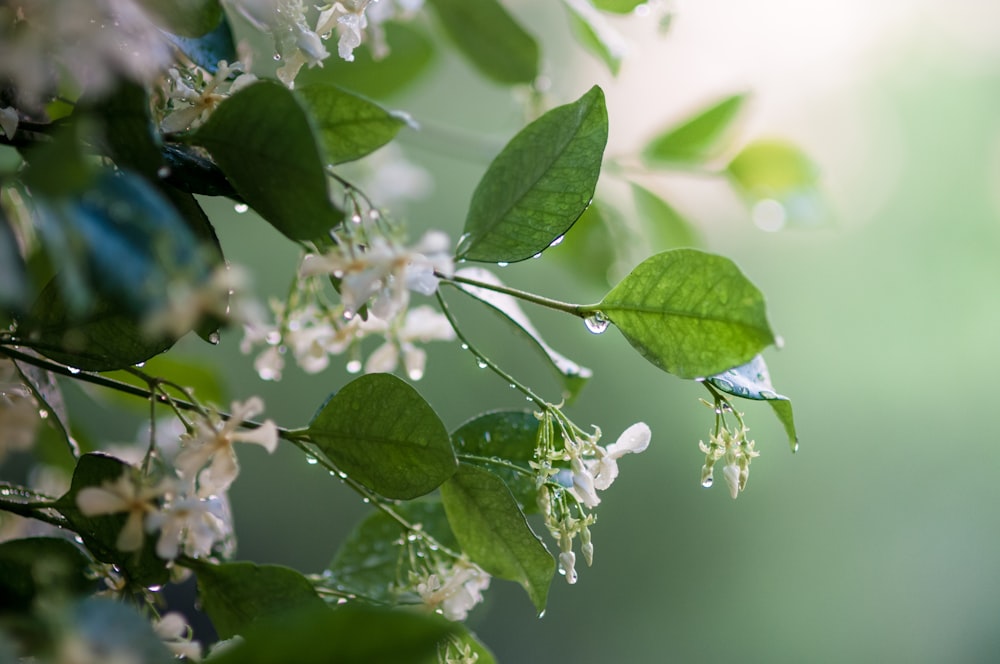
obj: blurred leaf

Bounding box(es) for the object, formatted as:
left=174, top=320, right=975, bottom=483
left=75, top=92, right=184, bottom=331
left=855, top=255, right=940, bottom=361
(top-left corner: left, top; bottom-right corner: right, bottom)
left=547, top=200, right=618, bottom=287
left=308, top=374, right=457, bottom=499
left=630, top=183, right=700, bottom=249
left=643, top=94, right=746, bottom=165
left=54, top=454, right=170, bottom=588
left=164, top=15, right=237, bottom=71
left=727, top=139, right=825, bottom=228
left=0, top=208, right=28, bottom=314
left=0, top=538, right=92, bottom=612
left=328, top=501, right=458, bottom=603
left=104, top=354, right=227, bottom=407
left=769, top=399, right=798, bottom=450
left=451, top=627, right=498, bottom=664
left=191, top=80, right=341, bottom=241
left=136, top=0, right=222, bottom=37
left=592, top=0, right=645, bottom=12
left=296, top=84, right=405, bottom=164
left=454, top=268, right=591, bottom=401
left=426, top=0, right=539, bottom=84
left=440, top=464, right=554, bottom=613
left=87, top=82, right=163, bottom=178
left=191, top=560, right=326, bottom=639
left=707, top=354, right=799, bottom=448
left=296, top=22, right=435, bottom=99
left=11, top=358, right=78, bottom=457
left=457, top=86, right=608, bottom=263
left=68, top=597, right=174, bottom=664
left=450, top=411, right=539, bottom=513
left=564, top=1, right=624, bottom=75
left=21, top=120, right=95, bottom=198
left=208, top=604, right=458, bottom=664
left=598, top=249, right=775, bottom=379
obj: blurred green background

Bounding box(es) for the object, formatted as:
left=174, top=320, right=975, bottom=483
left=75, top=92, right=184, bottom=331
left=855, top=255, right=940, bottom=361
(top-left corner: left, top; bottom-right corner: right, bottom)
left=76, top=1, right=1000, bottom=661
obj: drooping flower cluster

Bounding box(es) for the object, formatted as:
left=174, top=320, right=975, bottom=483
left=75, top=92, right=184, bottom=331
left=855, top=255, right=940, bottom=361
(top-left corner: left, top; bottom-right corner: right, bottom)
left=699, top=419, right=759, bottom=499
left=159, top=60, right=258, bottom=134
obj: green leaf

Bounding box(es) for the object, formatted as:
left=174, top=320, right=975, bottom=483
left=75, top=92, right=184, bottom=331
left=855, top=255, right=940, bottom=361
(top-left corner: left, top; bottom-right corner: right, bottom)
left=0, top=208, right=28, bottom=315
left=68, top=597, right=174, bottom=664
left=136, top=0, right=222, bottom=37
left=426, top=0, right=538, bottom=84
left=190, top=560, right=325, bottom=639
left=296, top=22, right=435, bottom=99
left=440, top=464, right=554, bottom=613
left=643, top=94, right=746, bottom=165
left=296, top=84, right=405, bottom=165
left=328, top=501, right=458, bottom=604
left=11, top=359, right=78, bottom=457
left=707, top=355, right=798, bottom=448
left=598, top=248, right=775, bottom=379
left=769, top=399, right=799, bottom=451
left=104, top=354, right=227, bottom=408
left=450, top=411, right=540, bottom=513
left=208, top=604, right=459, bottom=664
left=564, top=0, right=625, bottom=75
left=308, top=374, right=457, bottom=499
left=547, top=200, right=618, bottom=287
left=191, top=80, right=341, bottom=241
left=592, top=0, right=645, bottom=13
left=87, top=82, right=164, bottom=178
left=0, top=538, right=92, bottom=612
left=164, top=15, right=237, bottom=71
left=54, top=454, right=170, bottom=588
left=727, top=139, right=825, bottom=228
left=456, top=86, right=608, bottom=263
left=454, top=267, right=591, bottom=401
left=630, top=183, right=700, bottom=249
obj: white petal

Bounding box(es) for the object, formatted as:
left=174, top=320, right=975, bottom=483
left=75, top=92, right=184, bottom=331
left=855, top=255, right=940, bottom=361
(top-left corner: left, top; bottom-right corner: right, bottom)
left=365, top=342, right=399, bottom=374
left=76, top=486, right=128, bottom=516
left=605, top=422, right=651, bottom=459
left=234, top=420, right=279, bottom=454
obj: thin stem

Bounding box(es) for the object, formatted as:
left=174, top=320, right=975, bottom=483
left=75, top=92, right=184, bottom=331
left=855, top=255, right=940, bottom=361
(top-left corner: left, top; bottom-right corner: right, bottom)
left=456, top=454, right=534, bottom=477
left=439, top=271, right=591, bottom=318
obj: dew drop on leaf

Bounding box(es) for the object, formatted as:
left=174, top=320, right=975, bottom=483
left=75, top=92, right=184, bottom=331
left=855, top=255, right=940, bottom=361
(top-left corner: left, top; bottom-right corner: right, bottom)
left=234, top=203, right=249, bottom=214
left=583, top=312, right=610, bottom=334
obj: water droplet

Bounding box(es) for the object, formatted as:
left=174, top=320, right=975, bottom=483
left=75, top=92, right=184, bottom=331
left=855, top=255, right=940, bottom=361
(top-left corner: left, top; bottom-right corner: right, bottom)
left=460, top=343, right=469, bottom=350
left=361, top=497, right=370, bottom=504
left=496, top=262, right=509, bottom=268
left=147, top=585, right=163, bottom=592
left=67, top=367, right=81, bottom=375
left=351, top=213, right=362, bottom=224
left=346, top=360, right=362, bottom=374
left=156, top=166, right=171, bottom=179
left=509, top=383, right=516, bottom=389
left=775, top=335, right=786, bottom=350
left=538, top=609, right=546, bottom=618
left=38, top=409, right=49, bottom=419
left=549, top=235, right=565, bottom=248
left=234, top=203, right=249, bottom=214
left=273, top=52, right=282, bottom=61
left=475, top=358, right=487, bottom=369
left=338, top=471, right=348, bottom=479
left=532, top=252, right=543, bottom=259
left=407, top=366, right=424, bottom=380
left=792, top=442, right=800, bottom=453
left=583, top=312, right=610, bottom=334
left=306, top=456, right=318, bottom=465
left=701, top=477, right=714, bottom=488
left=752, top=198, right=787, bottom=232
left=208, top=331, right=221, bottom=345
left=135, top=362, right=145, bottom=368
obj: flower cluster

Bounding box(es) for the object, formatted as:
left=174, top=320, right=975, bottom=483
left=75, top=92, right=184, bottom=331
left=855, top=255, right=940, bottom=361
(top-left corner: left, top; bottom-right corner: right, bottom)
left=414, top=557, right=491, bottom=622
left=699, top=419, right=759, bottom=499
left=159, top=60, right=258, bottom=134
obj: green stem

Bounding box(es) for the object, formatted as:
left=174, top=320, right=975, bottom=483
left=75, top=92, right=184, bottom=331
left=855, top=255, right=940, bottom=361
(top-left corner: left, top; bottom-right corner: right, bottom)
left=439, top=272, right=592, bottom=318
left=457, top=454, right=533, bottom=477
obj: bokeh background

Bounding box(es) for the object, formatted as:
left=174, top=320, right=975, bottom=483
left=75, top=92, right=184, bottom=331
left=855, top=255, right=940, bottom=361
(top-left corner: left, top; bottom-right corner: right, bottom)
left=71, top=0, right=1000, bottom=661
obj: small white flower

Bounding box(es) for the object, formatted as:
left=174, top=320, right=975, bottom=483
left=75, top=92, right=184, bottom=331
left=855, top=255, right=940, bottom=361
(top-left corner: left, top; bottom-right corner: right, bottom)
left=145, top=495, right=229, bottom=560
left=590, top=422, right=651, bottom=491
left=416, top=558, right=491, bottom=621
left=361, top=305, right=455, bottom=380
left=722, top=462, right=741, bottom=500
left=559, top=550, right=578, bottom=585
left=160, top=62, right=257, bottom=134
left=75, top=472, right=169, bottom=552
left=153, top=612, right=202, bottom=661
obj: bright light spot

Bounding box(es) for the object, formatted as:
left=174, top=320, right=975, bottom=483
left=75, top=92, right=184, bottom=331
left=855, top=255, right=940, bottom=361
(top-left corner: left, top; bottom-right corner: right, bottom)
left=752, top=198, right=787, bottom=232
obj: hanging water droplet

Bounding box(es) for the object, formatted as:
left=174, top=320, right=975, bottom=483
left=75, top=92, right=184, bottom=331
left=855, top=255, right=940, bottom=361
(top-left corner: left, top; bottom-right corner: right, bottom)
left=701, top=477, right=714, bottom=488
left=306, top=455, right=318, bottom=465
left=38, top=409, right=49, bottom=419
left=407, top=366, right=424, bottom=380
left=346, top=360, right=362, bottom=374
left=532, top=252, right=543, bottom=259
left=338, top=471, right=348, bottom=479
left=156, top=166, right=171, bottom=179
left=361, top=497, right=370, bottom=504
left=792, top=442, right=800, bottom=453
left=475, top=358, right=488, bottom=369
left=775, top=335, right=786, bottom=350
left=208, top=331, right=221, bottom=345
left=234, top=203, right=249, bottom=214
left=549, top=235, right=565, bottom=248
left=350, top=213, right=362, bottom=224
left=147, top=585, right=163, bottom=592
left=273, top=52, right=282, bottom=61
left=67, top=367, right=81, bottom=375
left=460, top=343, right=469, bottom=350
left=496, top=261, right=509, bottom=268
left=583, top=311, right=610, bottom=334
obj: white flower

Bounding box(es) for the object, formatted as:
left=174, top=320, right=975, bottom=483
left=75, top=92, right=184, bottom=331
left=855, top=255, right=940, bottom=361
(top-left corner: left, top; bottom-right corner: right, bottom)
left=153, top=612, right=202, bottom=661
left=416, top=558, right=491, bottom=621
left=75, top=472, right=169, bottom=552
left=361, top=305, right=455, bottom=379
left=145, top=495, right=230, bottom=560
left=567, top=422, right=651, bottom=507
left=175, top=398, right=279, bottom=495
left=558, top=550, right=578, bottom=585
left=143, top=264, right=258, bottom=340
left=160, top=61, right=257, bottom=134
left=722, top=462, right=741, bottom=500
left=226, top=0, right=330, bottom=85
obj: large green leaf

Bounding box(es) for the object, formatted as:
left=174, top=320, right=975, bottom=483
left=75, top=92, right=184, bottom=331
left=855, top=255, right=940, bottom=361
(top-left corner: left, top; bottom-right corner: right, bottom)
left=0, top=538, right=92, bottom=612
left=450, top=411, right=540, bottom=513
left=208, top=605, right=458, bottom=664
left=191, top=80, right=340, bottom=241
left=136, top=0, right=222, bottom=37
left=426, top=0, right=538, bottom=84
left=630, top=183, right=700, bottom=249
left=456, top=86, right=608, bottom=263
left=440, top=464, right=553, bottom=613
left=308, top=374, right=457, bottom=499
left=295, top=84, right=405, bottom=165
left=191, top=561, right=326, bottom=639
left=643, top=94, right=746, bottom=165
left=597, top=249, right=775, bottom=379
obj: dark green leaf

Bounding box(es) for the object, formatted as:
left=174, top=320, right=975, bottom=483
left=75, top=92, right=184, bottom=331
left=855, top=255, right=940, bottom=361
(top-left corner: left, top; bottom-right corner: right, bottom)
left=769, top=399, right=798, bottom=451
left=456, top=86, right=608, bottom=263
left=191, top=560, right=325, bottom=639
left=136, top=0, right=222, bottom=37
left=564, top=1, right=624, bottom=75
left=68, top=597, right=174, bottom=664
left=308, top=374, right=457, bottom=499
left=450, top=411, right=539, bottom=513
left=328, top=501, right=458, bottom=604
left=592, top=0, right=645, bottom=13
left=296, top=84, right=405, bottom=165
left=21, top=120, right=95, bottom=198
left=296, top=22, right=435, bottom=99
left=87, top=82, right=163, bottom=177
left=454, top=268, right=591, bottom=401
left=164, top=15, right=237, bottom=71
left=440, top=464, right=553, bottom=613
left=643, top=94, right=746, bottom=165
left=208, top=604, right=458, bottom=664
left=54, top=454, right=170, bottom=588
left=0, top=538, right=92, bottom=611
left=191, top=80, right=341, bottom=241
left=630, top=183, right=700, bottom=249
left=426, top=0, right=539, bottom=84
left=598, top=249, right=775, bottom=379
left=0, top=209, right=27, bottom=314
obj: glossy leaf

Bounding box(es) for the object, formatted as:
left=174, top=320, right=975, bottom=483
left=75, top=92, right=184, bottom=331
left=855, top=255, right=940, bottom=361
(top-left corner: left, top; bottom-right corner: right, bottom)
left=598, top=249, right=775, bottom=379
left=592, top=0, right=645, bottom=12
left=297, top=22, right=435, bottom=99
left=769, top=399, right=799, bottom=450
left=440, top=464, right=554, bottom=613
left=54, top=454, right=169, bottom=588
left=643, top=94, right=746, bottom=165
left=450, top=411, right=539, bottom=513
left=208, top=605, right=458, bottom=664
left=191, top=80, right=340, bottom=241
left=164, top=15, right=237, bottom=72
left=564, top=0, right=624, bottom=75
left=0, top=538, right=92, bottom=611
left=426, top=0, right=538, bottom=84
left=457, top=86, right=608, bottom=263
left=296, top=84, right=405, bottom=165
left=328, top=501, right=458, bottom=603
left=191, top=561, right=326, bottom=639
left=308, top=374, right=457, bottom=499
left=630, top=183, right=700, bottom=249
left=454, top=267, right=592, bottom=401
left=708, top=355, right=799, bottom=448
left=136, top=0, right=222, bottom=37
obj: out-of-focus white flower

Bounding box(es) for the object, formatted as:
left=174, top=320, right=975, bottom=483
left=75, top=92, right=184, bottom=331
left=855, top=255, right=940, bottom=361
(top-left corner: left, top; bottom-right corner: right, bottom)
left=153, top=612, right=202, bottom=661
left=160, top=61, right=257, bottom=134
left=75, top=472, right=169, bottom=551
left=145, top=494, right=229, bottom=560
left=0, top=359, right=39, bottom=461
left=226, top=0, right=329, bottom=85
left=416, top=558, right=491, bottom=621
left=143, top=264, right=260, bottom=340
left=0, top=107, right=17, bottom=139
left=362, top=305, right=454, bottom=379
left=175, top=397, right=278, bottom=495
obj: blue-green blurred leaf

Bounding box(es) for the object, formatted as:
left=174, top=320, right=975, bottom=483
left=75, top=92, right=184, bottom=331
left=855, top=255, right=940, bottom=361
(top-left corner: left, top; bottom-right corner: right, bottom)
left=643, top=94, right=746, bottom=165
left=440, top=464, right=554, bottom=613
left=457, top=86, right=608, bottom=263
left=630, top=182, right=700, bottom=249
left=68, top=598, right=173, bottom=664
left=164, top=15, right=236, bottom=71
left=296, top=84, right=405, bottom=164
left=426, top=0, right=539, bottom=84
left=707, top=353, right=785, bottom=400
left=451, top=410, right=539, bottom=513
left=308, top=374, right=457, bottom=499
left=599, top=249, right=775, bottom=379
left=137, top=0, right=222, bottom=37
